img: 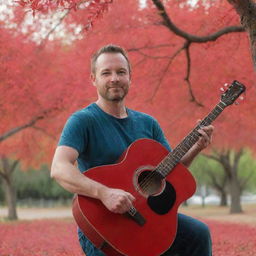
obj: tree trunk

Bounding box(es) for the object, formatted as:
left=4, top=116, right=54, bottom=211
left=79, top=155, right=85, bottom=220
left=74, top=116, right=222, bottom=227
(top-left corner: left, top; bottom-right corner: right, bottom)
left=0, top=157, right=19, bottom=220
left=204, top=149, right=246, bottom=213
left=229, top=178, right=243, bottom=213
left=2, top=177, right=18, bottom=220
left=205, top=168, right=228, bottom=207
left=227, top=0, right=256, bottom=68
left=220, top=191, right=228, bottom=206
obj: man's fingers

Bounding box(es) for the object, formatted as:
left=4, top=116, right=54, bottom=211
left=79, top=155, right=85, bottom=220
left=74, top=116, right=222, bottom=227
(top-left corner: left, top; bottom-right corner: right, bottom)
left=198, top=129, right=208, bottom=137
left=116, top=192, right=135, bottom=213
left=124, top=193, right=135, bottom=210
left=126, top=192, right=135, bottom=202
left=194, top=120, right=214, bottom=150
left=102, top=188, right=136, bottom=214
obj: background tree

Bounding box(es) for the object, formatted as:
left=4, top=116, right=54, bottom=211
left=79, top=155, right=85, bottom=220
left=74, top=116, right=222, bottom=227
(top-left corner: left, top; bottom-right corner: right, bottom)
left=0, top=7, right=95, bottom=219
left=227, top=0, right=256, bottom=67
left=1, top=0, right=255, bottom=218
left=191, top=150, right=256, bottom=210
left=190, top=155, right=229, bottom=207
left=204, top=149, right=256, bottom=213
left=0, top=158, right=19, bottom=219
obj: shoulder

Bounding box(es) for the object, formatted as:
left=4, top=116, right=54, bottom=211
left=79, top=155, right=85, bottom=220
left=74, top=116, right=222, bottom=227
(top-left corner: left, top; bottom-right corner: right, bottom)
left=128, top=108, right=160, bottom=127
left=58, top=105, right=98, bottom=151
left=72, top=103, right=97, bottom=119
left=128, top=109, right=157, bottom=122
left=68, top=103, right=99, bottom=124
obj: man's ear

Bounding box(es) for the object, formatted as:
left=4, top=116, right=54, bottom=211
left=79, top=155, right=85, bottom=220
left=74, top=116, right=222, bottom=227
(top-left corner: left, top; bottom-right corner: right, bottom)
left=91, top=73, right=96, bottom=86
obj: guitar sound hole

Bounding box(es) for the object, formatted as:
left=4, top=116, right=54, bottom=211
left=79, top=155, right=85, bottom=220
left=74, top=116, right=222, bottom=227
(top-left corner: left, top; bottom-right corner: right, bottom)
left=137, top=170, right=163, bottom=196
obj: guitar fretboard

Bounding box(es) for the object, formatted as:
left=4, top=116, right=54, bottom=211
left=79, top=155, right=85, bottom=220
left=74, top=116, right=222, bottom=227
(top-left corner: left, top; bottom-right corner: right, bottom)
left=155, top=101, right=227, bottom=177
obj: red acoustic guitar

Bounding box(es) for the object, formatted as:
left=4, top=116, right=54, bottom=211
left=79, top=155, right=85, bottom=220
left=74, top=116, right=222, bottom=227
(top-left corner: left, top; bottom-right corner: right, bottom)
left=72, top=81, right=246, bottom=256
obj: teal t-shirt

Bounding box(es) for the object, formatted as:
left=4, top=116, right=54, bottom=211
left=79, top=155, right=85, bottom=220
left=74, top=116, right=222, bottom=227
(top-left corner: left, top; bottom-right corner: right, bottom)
left=58, top=103, right=171, bottom=173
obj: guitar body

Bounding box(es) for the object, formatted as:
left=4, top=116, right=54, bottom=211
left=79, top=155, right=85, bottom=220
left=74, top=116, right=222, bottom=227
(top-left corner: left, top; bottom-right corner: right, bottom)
left=73, top=138, right=196, bottom=256
left=72, top=80, right=246, bottom=256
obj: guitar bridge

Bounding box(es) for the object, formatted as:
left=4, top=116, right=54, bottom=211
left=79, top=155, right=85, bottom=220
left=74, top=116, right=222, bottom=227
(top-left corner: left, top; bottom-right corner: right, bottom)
left=125, top=207, right=146, bottom=226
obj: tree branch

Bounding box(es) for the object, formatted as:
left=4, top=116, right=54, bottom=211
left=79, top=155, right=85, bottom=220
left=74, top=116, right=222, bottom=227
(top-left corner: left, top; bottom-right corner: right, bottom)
left=184, top=41, right=204, bottom=107
left=152, top=0, right=245, bottom=43
left=0, top=116, right=44, bottom=143
left=39, top=9, right=70, bottom=47
left=33, top=126, right=57, bottom=140
left=128, top=44, right=176, bottom=59
left=203, top=150, right=233, bottom=178
left=239, top=170, right=255, bottom=190
left=202, top=152, right=220, bottom=162
left=129, top=41, right=204, bottom=104
left=150, top=0, right=245, bottom=105
left=207, top=169, right=223, bottom=190
left=148, top=45, right=184, bottom=102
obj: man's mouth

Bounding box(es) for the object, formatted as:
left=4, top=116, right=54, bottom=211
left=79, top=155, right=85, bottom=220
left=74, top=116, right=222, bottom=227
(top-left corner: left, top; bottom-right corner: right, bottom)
left=108, top=87, right=122, bottom=89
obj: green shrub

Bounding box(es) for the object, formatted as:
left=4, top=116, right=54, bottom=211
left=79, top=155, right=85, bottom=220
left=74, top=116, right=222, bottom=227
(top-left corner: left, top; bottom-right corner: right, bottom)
left=13, top=165, right=73, bottom=200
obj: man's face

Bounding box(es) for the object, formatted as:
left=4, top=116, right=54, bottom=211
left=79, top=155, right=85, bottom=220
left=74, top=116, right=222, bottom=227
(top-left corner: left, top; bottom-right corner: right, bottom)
left=91, top=53, right=131, bottom=102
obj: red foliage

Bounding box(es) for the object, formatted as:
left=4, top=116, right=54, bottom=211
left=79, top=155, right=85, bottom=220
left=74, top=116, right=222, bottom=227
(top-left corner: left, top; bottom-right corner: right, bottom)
left=1, top=0, right=256, bottom=167
left=0, top=219, right=255, bottom=255
left=16, top=0, right=113, bottom=32
left=17, top=0, right=113, bottom=13
left=0, top=219, right=84, bottom=255
left=208, top=220, right=256, bottom=256
left=68, top=0, right=255, bottom=153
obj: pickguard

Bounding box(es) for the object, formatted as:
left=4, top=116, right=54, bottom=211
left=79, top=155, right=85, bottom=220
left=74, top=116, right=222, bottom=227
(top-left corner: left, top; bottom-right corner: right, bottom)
left=147, top=181, right=176, bottom=215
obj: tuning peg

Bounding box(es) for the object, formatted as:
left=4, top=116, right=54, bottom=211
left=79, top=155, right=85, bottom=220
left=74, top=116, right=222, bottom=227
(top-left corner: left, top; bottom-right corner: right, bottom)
left=220, top=87, right=225, bottom=92
left=239, top=96, right=244, bottom=101
left=224, top=83, right=229, bottom=87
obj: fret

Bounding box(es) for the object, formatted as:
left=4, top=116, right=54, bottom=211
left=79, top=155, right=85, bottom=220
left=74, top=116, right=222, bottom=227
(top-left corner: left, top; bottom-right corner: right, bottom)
left=212, top=109, right=219, bottom=118
left=155, top=81, right=246, bottom=178
left=155, top=102, right=227, bottom=178
left=219, top=101, right=227, bottom=109
left=208, top=113, right=214, bottom=122
left=216, top=104, right=224, bottom=112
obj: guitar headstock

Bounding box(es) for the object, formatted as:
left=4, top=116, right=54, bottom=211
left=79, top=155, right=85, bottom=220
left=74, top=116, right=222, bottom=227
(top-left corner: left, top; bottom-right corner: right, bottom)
left=221, top=80, right=246, bottom=106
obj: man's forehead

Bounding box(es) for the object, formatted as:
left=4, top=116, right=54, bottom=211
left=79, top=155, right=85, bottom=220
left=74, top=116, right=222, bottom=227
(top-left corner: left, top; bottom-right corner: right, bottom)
left=96, top=53, right=129, bottom=69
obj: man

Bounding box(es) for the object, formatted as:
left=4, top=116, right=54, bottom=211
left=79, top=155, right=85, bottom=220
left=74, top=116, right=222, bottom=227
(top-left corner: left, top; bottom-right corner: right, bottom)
left=51, top=44, right=214, bottom=256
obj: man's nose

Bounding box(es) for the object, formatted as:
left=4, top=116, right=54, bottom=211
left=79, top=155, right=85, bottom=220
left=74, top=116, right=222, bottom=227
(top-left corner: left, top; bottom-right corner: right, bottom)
left=110, top=72, right=119, bottom=82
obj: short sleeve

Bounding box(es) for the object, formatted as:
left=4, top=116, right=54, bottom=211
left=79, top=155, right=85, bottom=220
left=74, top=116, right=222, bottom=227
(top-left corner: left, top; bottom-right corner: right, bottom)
left=58, top=114, right=87, bottom=154
left=152, top=119, right=171, bottom=151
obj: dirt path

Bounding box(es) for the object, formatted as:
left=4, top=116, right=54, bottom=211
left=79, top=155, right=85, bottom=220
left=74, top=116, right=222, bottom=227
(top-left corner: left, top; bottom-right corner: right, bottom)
left=180, top=204, right=256, bottom=226
left=1, top=204, right=256, bottom=226
left=0, top=206, right=73, bottom=220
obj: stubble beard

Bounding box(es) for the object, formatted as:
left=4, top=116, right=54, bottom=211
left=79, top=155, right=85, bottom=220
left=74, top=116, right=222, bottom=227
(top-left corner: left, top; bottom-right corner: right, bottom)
left=102, top=86, right=128, bottom=102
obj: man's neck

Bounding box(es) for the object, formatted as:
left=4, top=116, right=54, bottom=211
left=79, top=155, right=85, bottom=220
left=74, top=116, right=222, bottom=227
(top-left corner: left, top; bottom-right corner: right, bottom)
left=95, top=99, right=128, bottom=118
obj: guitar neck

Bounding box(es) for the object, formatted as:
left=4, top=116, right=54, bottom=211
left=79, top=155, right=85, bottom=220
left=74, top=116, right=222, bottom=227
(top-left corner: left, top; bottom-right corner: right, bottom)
left=156, top=101, right=227, bottom=178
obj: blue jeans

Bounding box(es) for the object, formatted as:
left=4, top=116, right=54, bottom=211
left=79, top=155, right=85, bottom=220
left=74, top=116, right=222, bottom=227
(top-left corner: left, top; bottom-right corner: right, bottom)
left=78, top=213, right=212, bottom=256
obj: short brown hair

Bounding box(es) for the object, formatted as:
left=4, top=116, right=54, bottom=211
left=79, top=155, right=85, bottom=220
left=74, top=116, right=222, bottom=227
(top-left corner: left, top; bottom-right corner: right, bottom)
left=91, top=44, right=131, bottom=75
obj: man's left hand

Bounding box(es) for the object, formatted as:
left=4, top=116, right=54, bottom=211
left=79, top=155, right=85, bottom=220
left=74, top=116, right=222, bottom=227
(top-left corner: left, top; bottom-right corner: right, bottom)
left=196, top=121, right=214, bottom=150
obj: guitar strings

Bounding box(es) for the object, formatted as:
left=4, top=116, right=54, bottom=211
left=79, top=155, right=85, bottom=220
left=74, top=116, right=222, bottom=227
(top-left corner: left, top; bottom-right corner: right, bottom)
left=129, top=104, right=226, bottom=214
left=138, top=125, right=203, bottom=191
left=130, top=89, right=243, bottom=205
left=128, top=130, right=205, bottom=215
left=135, top=117, right=213, bottom=197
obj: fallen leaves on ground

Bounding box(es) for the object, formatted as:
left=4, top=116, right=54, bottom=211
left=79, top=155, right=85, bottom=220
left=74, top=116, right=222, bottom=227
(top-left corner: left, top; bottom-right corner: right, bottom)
left=0, top=219, right=255, bottom=255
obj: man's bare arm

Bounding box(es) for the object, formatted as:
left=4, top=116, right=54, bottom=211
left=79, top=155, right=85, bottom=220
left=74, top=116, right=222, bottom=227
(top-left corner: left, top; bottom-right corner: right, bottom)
left=51, top=146, right=134, bottom=213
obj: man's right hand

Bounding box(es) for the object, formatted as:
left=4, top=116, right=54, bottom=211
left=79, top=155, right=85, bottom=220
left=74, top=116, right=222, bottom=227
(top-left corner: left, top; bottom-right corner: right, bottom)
left=98, top=187, right=135, bottom=214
